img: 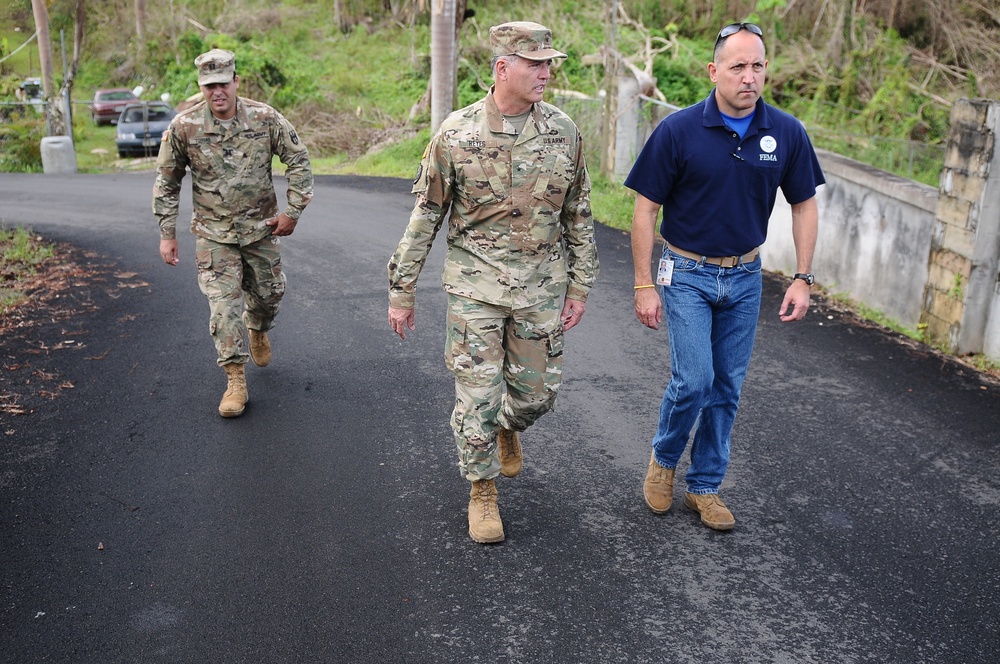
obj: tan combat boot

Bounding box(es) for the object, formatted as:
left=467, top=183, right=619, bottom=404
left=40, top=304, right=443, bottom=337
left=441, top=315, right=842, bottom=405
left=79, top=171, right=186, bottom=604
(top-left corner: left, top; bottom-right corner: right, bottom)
left=684, top=492, right=735, bottom=531
left=247, top=328, right=271, bottom=367
left=219, top=363, right=248, bottom=418
left=468, top=479, right=505, bottom=543
left=498, top=427, right=522, bottom=478
left=643, top=451, right=675, bottom=513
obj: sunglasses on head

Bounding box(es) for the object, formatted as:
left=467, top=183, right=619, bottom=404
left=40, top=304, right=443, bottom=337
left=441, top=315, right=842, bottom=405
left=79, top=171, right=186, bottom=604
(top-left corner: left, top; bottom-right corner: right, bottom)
left=715, top=22, right=764, bottom=49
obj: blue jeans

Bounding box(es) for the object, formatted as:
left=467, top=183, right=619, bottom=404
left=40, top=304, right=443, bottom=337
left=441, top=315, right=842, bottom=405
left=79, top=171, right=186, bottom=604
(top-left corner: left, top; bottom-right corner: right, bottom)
left=651, top=247, right=763, bottom=494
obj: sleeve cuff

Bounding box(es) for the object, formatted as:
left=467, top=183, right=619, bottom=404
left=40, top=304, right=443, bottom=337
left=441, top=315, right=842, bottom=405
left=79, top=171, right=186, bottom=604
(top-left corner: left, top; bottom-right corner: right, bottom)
left=388, top=291, right=415, bottom=309
left=566, top=283, right=590, bottom=303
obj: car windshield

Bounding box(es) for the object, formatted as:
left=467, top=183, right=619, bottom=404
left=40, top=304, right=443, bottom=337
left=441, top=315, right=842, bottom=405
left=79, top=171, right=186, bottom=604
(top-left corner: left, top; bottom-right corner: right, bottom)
left=148, top=107, right=172, bottom=122
left=122, top=108, right=145, bottom=123
left=100, top=91, right=135, bottom=101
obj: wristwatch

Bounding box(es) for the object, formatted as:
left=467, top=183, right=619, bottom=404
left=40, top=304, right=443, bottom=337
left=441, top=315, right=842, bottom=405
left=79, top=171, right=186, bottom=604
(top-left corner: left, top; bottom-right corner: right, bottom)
left=793, top=273, right=815, bottom=286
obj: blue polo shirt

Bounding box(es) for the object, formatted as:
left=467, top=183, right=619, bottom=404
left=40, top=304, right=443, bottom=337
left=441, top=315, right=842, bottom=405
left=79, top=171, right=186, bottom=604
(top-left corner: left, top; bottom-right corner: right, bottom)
left=624, top=91, right=825, bottom=256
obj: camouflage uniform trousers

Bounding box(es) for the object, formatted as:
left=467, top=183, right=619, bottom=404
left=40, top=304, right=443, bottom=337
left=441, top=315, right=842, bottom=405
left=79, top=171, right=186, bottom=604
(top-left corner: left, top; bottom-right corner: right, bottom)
left=195, top=235, right=285, bottom=366
left=445, top=293, right=564, bottom=481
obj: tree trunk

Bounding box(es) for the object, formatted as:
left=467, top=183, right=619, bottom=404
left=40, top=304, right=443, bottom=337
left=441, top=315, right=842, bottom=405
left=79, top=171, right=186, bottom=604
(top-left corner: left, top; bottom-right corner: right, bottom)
left=135, top=0, right=147, bottom=54
left=57, top=0, right=87, bottom=134
left=30, top=0, right=64, bottom=136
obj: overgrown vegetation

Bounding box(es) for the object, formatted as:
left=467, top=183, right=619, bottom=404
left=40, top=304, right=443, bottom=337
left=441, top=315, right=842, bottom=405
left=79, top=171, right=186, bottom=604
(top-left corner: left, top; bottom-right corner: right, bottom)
left=2, top=0, right=996, bottom=186
left=0, top=227, right=54, bottom=310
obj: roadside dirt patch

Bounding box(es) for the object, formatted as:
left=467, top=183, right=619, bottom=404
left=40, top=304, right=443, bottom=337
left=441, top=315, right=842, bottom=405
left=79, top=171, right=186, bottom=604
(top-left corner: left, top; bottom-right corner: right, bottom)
left=0, top=239, right=148, bottom=422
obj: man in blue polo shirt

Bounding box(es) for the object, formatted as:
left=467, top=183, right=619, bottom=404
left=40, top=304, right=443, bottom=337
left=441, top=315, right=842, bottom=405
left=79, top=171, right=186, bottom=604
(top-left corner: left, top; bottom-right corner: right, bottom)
left=625, top=22, right=824, bottom=530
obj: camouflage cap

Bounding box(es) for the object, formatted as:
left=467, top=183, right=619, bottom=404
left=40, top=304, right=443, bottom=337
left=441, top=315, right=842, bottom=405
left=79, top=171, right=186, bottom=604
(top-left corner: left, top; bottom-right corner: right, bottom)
left=195, top=49, right=236, bottom=86
left=490, top=22, right=567, bottom=61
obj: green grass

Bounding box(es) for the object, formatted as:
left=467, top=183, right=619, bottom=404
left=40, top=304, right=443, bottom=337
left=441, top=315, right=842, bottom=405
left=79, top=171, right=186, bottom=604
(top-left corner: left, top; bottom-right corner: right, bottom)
left=0, top=28, right=40, bottom=80
left=0, top=227, right=53, bottom=309
left=328, top=129, right=430, bottom=178
left=591, top=173, right=635, bottom=232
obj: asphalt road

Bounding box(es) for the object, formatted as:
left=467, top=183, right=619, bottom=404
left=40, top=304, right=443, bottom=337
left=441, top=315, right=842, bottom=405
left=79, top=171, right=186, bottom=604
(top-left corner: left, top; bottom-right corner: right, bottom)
left=1, top=172, right=998, bottom=663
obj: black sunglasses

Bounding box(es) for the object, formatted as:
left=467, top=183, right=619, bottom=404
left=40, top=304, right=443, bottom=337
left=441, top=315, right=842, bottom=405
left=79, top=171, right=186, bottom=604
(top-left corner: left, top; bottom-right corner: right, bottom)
left=715, top=22, right=764, bottom=49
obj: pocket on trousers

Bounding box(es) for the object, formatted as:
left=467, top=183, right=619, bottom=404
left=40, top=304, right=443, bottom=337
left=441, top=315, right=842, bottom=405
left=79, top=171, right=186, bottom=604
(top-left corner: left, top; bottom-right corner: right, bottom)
left=195, top=249, right=218, bottom=283
left=543, top=330, right=564, bottom=392
left=445, top=315, right=472, bottom=376
left=547, top=331, right=564, bottom=359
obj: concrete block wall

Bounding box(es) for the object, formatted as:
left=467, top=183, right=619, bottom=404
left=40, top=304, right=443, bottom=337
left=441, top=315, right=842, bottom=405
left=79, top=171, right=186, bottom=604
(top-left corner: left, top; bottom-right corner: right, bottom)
left=924, top=99, right=1000, bottom=357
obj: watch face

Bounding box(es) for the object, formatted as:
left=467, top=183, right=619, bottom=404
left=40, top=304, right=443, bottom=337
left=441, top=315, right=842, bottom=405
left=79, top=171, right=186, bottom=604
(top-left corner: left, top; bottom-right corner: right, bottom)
left=795, top=273, right=814, bottom=285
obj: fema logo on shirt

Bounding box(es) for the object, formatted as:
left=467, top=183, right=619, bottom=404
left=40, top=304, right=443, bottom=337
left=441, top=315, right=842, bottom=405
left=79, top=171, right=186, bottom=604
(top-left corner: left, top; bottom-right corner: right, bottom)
left=760, top=136, right=777, bottom=161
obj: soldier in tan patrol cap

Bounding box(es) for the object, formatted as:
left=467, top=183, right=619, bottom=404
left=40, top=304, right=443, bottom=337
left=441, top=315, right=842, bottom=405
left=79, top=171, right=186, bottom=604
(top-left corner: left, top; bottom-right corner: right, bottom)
left=153, top=48, right=313, bottom=418
left=387, top=22, right=599, bottom=544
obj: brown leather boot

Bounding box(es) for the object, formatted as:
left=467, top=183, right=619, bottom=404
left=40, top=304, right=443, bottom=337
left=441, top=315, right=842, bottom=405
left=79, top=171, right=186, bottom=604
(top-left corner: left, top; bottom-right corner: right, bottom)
left=498, top=427, right=522, bottom=478
left=643, top=451, right=675, bottom=513
left=247, top=328, right=271, bottom=367
left=684, top=492, right=735, bottom=531
left=468, top=479, right=505, bottom=543
left=219, top=363, right=248, bottom=418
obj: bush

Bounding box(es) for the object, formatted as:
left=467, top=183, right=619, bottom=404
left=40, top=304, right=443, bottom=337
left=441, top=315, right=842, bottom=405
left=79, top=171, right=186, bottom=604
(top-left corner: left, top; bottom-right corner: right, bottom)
left=0, top=111, right=43, bottom=172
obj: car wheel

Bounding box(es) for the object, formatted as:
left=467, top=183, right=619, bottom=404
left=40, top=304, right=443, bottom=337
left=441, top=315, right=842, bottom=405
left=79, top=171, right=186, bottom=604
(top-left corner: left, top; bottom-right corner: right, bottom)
left=118, top=150, right=127, bottom=158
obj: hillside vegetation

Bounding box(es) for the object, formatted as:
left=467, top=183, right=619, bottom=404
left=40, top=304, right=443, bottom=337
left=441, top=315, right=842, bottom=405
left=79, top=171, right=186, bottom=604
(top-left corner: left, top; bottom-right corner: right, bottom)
left=1, top=0, right=998, bottom=184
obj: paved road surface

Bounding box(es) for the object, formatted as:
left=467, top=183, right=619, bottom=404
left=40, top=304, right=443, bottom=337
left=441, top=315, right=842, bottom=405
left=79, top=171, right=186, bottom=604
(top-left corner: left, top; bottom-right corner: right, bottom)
left=1, top=173, right=998, bottom=663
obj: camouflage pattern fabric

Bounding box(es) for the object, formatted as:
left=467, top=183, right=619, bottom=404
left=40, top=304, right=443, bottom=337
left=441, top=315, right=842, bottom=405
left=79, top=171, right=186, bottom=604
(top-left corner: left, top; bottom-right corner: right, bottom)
left=387, top=89, right=599, bottom=309
left=152, top=97, right=313, bottom=244
left=447, top=294, right=563, bottom=481
left=195, top=236, right=285, bottom=366
left=388, top=88, right=598, bottom=480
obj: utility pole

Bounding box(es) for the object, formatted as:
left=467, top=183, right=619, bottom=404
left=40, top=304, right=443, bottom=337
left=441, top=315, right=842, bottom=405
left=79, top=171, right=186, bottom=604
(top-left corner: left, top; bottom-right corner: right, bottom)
left=599, top=0, right=620, bottom=178
left=429, top=0, right=457, bottom=134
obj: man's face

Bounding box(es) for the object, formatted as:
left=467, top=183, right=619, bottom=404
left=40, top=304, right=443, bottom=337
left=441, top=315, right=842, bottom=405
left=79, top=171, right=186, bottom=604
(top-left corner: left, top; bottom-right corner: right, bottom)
left=498, top=56, right=552, bottom=113
left=199, top=76, right=239, bottom=120
left=708, top=30, right=767, bottom=118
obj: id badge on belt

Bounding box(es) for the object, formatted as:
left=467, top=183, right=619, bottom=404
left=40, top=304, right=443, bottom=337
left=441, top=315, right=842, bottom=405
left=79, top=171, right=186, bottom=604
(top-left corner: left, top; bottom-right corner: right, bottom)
left=656, top=258, right=674, bottom=286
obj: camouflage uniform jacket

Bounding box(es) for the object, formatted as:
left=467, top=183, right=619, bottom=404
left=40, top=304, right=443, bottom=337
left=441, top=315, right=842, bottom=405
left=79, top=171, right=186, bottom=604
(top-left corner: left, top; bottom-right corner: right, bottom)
left=153, top=97, right=313, bottom=245
left=388, top=90, right=599, bottom=310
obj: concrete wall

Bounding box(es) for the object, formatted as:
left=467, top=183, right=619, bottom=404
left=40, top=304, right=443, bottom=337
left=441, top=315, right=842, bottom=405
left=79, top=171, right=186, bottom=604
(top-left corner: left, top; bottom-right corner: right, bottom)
left=764, top=150, right=938, bottom=330
left=569, top=87, right=1000, bottom=361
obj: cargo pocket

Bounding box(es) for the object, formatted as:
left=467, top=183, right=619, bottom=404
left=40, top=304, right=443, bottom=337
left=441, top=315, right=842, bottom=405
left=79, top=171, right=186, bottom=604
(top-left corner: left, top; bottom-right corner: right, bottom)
left=195, top=249, right=217, bottom=284
left=445, top=314, right=472, bottom=378
left=543, top=330, right=564, bottom=394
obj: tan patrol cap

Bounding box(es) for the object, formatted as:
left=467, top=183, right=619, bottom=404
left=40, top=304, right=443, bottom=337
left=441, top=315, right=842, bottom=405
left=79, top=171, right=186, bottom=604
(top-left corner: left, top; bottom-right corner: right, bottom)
left=490, top=21, right=567, bottom=61
left=195, top=49, right=236, bottom=86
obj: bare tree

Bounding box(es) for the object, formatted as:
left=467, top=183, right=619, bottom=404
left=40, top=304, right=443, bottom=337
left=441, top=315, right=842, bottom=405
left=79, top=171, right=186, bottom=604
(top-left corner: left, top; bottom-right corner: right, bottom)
left=135, top=0, right=147, bottom=49
left=30, top=0, right=65, bottom=136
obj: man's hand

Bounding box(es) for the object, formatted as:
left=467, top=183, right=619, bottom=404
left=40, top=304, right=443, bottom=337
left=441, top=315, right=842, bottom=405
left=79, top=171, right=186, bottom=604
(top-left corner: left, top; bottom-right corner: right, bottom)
left=267, top=213, right=298, bottom=237
left=159, top=239, right=179, bottom=266
left=389, top=305, right=416, bottom=339
left=634, top=287, right=662, bottom=330
left=779, top=280, right=811, bottom=322
left=560, top=298, right=587, bottom=332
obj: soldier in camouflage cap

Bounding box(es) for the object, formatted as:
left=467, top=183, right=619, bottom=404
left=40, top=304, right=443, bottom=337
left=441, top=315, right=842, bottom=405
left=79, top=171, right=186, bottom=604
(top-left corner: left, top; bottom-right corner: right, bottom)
left=153, top=48, right=313, bottom=418
left=387, top=21, right=599, bottom=544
